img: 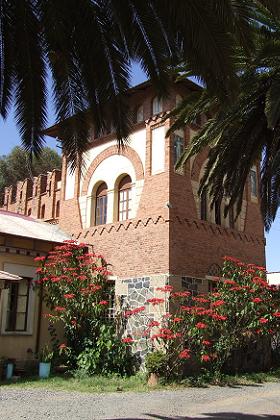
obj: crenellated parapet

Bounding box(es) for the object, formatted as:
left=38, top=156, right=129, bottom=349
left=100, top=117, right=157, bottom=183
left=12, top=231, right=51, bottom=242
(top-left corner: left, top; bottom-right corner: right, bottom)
left=0, top=169, right=62, bottom=223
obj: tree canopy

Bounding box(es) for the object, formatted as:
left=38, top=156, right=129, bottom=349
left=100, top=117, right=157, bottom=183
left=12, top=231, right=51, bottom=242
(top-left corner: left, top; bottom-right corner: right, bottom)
left=0, top=146, right=61, bottom=195
left=0, top=1, right=256, bottom=166
left=169, top=1, right=280, bottom=230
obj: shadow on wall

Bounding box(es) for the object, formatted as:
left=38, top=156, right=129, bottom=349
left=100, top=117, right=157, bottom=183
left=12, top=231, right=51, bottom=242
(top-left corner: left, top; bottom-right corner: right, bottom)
left=107, top=414, right=279, bottom=420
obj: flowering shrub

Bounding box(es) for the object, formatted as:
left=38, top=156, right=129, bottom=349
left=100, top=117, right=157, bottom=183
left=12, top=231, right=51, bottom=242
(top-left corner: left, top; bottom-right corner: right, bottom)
left=35, top=240, right=134, bottom=373
left=124, top=257, right=280, bottom=378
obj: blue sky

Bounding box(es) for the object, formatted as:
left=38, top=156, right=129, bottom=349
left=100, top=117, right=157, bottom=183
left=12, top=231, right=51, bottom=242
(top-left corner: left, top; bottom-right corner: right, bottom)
left=0, top=64, right=279, bottom=272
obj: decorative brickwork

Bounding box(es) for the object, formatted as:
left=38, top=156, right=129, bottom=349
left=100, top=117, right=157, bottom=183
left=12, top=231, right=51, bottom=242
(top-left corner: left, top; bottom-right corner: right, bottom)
left=81, top=145, right=144, bottom=196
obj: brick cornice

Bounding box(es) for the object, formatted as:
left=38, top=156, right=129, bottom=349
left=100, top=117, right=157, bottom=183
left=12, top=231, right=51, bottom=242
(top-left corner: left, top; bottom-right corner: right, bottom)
left=81, top=145, right=144, bottom=195
left=73, top=214, right=265, bottom=245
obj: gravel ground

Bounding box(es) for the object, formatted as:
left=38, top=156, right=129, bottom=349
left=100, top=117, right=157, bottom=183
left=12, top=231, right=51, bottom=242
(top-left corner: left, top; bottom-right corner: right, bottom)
left=0, top=382, right=280, bottom=419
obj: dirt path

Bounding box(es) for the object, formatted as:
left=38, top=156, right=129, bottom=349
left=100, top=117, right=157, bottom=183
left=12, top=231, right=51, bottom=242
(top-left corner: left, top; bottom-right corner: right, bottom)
left=0, top=381, right=280, bottom=419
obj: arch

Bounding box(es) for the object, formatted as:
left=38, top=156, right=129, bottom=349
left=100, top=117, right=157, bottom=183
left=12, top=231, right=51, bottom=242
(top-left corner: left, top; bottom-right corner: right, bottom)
left=81, top=145, right=144, bottom=196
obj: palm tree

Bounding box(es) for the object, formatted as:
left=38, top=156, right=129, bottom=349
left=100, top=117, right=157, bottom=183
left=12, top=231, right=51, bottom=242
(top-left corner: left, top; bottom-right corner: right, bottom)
left=169, top=1, right=280, bottom=230
left=0, top=0, right=255, bottom=166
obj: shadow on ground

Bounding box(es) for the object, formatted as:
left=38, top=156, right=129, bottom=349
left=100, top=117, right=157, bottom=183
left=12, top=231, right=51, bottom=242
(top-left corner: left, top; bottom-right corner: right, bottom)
left=107, top=413, right=279, bottom=420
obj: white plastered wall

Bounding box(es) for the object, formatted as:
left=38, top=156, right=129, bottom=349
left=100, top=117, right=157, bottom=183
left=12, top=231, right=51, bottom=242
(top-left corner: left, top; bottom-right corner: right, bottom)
left=80, top=154, right=143, bottom=228
left=79, top=128, right=146, bottom=194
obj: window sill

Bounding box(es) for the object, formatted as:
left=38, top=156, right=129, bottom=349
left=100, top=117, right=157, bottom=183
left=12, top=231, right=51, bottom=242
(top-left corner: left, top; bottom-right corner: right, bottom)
left=1, top=331, right=33, bottom=336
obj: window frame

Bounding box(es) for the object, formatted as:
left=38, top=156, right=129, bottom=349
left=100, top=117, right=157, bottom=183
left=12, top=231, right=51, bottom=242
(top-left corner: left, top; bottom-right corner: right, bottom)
left=152, top=96, right=163, bottom=115
left=4, top=278, right=31, bottom=333
left=250, top=167, right=258, bottom=197
left=118, top=175, right=132, bottom=221
left=95, top=182, right=108, bottom=226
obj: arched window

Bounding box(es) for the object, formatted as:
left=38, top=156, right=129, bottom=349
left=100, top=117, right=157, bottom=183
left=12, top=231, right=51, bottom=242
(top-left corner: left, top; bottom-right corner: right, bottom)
left=118, top=175, right=132, bottom=221
left=135, top=105, right=144, bottom=123
left=152, top=96, right=163, bottom=115
left=95, top=183, right=108, bottom=225
left=40, top=204, right=45, bottom=219
left=200, top=190, right=207, bottom=221
left=56, top=200, right=60, bottom=218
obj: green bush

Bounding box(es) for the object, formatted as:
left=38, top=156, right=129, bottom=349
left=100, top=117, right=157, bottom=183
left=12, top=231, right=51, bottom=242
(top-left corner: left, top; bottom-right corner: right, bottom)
left=145, top=350, right=168, bottom=376
left=76, top=325, right=137, bottom=376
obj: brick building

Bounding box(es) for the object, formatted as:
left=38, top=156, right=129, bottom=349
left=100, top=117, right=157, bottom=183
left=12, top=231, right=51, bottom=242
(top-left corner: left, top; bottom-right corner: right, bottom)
left=1, top=80, right=265, bottom=355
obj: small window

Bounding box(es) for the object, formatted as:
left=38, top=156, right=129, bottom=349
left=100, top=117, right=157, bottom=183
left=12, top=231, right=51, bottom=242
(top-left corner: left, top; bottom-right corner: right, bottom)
left=5, top=278, right=31, bottom=332
left=250, top=168, right=257, bottom=197
left=118, top=175, right=132, bottom=221
left=200, top=190, right=207, bottom=221
left=135, top=105, right=144, bottom=123
left=40, top=204, right=45, bottom=219
left=56, top=201, right=60, bottom=218
left=173, top=135, right=184, bottom=165
left=152, top=96, right=163, bottom=115
left=95, top=183, right=108, bottom=225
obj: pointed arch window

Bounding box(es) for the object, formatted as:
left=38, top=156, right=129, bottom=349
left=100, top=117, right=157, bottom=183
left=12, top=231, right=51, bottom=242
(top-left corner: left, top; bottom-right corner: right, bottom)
left=152, top=96, right=163, bottom=115
left=95, top=183, right=108, bottom=225
left=118, top=175, right=132, bottom=221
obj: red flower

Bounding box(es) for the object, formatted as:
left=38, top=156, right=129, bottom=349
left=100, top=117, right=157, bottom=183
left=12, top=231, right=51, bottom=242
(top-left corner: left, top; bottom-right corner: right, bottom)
left=192, top=297, right=209, bottom=303
left=172, top=291, right=191, bottom=298
left=259, top=317, right=268, bottom=324
left=252, top=298, right=262, bottom=303
left=99, top=300, right=108, bottom=305
left=148, top=320, right=160, bottom=328
left=223, top=256, right=240, bottom=263
left=64, top=293, right=75, bottom=299
left=125, top=306, right=145, bottom=317
left=173, top=317, right=183, bottom=323
left=212, top=300, right=225, bottom=307
left=156, top=285, right=173, bottom=293
left=273, top=311, right=280, bottom=317
left=212, top=314, right=227, bottom=321
left=59, top=343, right=67, bottom=349
left=122, top=337, right=134, bottom=343
left=224, top=279, right=236, bottom=285
left=147, top=298, right=164, bottom=305
left=179, top=349, right=191, bottom=359
left=55, top=306, right=66, bottom=312
left=202, top=340, right=212, bottom=346
left=201, top=354, right=211, bottom=362
left=196, top=322, right=207, bottom=329
left=34, top=256, right=46, bottom=262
